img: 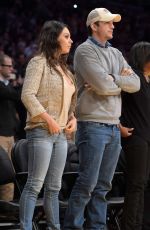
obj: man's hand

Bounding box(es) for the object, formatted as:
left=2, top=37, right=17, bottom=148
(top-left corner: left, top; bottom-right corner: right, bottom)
left=121, top=68, right=133, bottom=76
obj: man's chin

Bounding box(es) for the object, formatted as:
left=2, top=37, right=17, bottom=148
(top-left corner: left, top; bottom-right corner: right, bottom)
left=107, top=35, right=113, bottom=40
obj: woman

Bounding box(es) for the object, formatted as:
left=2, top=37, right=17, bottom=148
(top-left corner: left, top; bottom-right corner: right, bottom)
left=120, top=41, right=150, bottom=230
left=20, top=20, right=76, bottom=230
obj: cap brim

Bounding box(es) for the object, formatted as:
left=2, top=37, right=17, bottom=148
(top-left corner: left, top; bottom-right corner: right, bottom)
left=102, top=14, right=121, bottom=22
left=86, top=13, right=121, bottom=27
left=112, top=14, right=121, bottom=22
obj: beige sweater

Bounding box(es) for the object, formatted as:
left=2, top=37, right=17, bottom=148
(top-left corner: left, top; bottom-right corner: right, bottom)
left=21, top=55, right=76, bottom=130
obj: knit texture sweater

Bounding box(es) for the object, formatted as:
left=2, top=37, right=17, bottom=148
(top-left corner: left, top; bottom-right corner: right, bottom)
left=74, top=38, right=140, bottom=124
left=21, top=55, right=76, bottom=130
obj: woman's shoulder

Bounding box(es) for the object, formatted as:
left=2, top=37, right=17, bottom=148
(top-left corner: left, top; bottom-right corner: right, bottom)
left=28, top=55, right=47, bottom=66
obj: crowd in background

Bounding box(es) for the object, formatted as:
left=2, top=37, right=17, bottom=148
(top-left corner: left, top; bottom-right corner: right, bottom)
left=1, top=0, right=150, bottom=64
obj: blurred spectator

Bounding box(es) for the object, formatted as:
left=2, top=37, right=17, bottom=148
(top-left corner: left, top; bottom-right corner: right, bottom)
left=0, top=53, right=21, bottom=201
left=15, top=53, right=27, bottom=78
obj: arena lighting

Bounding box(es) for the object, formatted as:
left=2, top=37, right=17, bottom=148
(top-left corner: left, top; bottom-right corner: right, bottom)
left=73, top=4, right=78, bottom=8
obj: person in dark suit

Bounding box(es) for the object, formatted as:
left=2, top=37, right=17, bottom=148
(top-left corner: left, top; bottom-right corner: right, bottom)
left=0, top=53, right=20, bottom=201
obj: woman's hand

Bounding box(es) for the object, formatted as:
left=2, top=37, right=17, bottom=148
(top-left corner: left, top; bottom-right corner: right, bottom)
left=119, top=124, right=134, bottom=137
left=39, top=112, right=61, bottom=134
left=84, top=82, right=92, bottom=90
left=65, top=115, right=77, bottom=134
left=47, top=117, right=61, bottom=135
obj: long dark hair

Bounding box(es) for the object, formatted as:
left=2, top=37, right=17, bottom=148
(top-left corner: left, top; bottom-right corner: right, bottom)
left=129, top=41, right=150, bottom=72
left=38, top=20, right=68, bottom=74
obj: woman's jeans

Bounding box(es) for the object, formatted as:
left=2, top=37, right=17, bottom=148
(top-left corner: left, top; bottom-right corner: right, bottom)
left=19, top=128, right=67, bottom=230
left=121, top=135, right=150, bottom=230
left=64, top=121, right=121, bottom=230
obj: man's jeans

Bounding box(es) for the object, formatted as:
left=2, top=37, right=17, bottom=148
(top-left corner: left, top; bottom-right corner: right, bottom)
left=19, top=128, right=67, bottom=230
left=64, top=121, right=121, bottom=230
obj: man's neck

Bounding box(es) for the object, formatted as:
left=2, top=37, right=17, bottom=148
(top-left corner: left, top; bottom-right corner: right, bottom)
left=92, top=35, right=107, bottom=46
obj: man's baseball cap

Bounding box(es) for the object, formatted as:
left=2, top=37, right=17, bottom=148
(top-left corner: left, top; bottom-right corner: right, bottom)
left=86, top=8, right=121, bottom=27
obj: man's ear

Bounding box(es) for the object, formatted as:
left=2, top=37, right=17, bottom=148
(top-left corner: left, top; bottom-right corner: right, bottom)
left=90, top=23, right=98, bottom=32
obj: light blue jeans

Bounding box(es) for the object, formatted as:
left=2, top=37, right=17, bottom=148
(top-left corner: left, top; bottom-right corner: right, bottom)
left=64, top=121, right=121, bottom=230
left=19, top=128, right=67, bottom=230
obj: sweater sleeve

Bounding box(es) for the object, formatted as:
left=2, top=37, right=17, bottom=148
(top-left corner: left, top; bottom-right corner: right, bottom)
left=21, top=56, right=46, bottom=119
left=112, top=50, right=140, bottom=93
left=74, top=45, right=121, bottom=96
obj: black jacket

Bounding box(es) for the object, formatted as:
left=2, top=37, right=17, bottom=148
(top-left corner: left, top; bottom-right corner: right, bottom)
left=121, top=71, right=150, bottom=142
left=0, top=81, right=20, bottom=136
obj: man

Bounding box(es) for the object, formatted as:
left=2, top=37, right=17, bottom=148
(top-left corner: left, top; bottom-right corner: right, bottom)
left=0, top=53, right=19, bottom=201
left=64, top=8, right=140, bottom=230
